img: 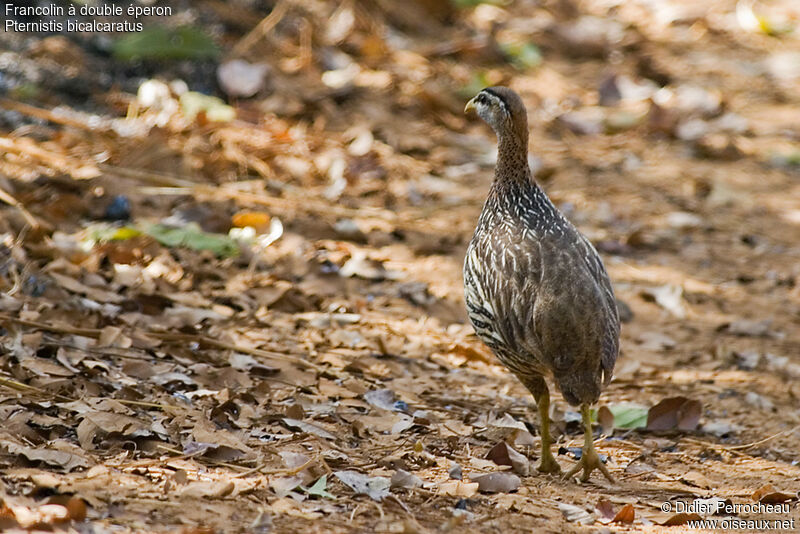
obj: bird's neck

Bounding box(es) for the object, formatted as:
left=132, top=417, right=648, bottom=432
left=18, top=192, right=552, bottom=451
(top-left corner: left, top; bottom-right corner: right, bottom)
left=494, top=132, right=532, bottom=186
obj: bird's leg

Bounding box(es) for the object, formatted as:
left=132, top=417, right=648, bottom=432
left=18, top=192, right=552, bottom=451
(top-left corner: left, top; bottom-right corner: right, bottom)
left=535, top=386, right=561, bottom=474
left=563, top=404, right=615, bottom=483
left=523, top=376, right=561, bottom=474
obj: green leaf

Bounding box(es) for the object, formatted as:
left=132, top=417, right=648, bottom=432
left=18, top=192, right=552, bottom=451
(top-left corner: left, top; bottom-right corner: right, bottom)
left=459, top=71, right=493, bottom=99
left=604, top=403, right=648, bottom=429
left=112, top=26, right=219, bottom=61
left=304, top=475, right=336, bottom=499
left=111, top=227, right=143, bottom=241
left=500, top=42, right=542, bottom=71
left=180, top=92, right=236, bottom=122
left=144, top=223, right=240, bottom=258
left=85, top=224, right=141, bottom=244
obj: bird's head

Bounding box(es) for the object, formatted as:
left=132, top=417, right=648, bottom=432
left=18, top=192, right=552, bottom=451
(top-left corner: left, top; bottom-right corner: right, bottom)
left=465, top=86, right=528, bottom=143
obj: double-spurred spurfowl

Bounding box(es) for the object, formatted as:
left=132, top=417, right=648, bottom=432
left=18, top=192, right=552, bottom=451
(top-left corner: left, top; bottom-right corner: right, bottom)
left=463, top=87, right=619, bottom=482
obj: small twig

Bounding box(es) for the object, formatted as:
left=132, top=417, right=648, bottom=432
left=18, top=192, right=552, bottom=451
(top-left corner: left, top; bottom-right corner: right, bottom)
left=114, top=399, right=176, bottom=410
left=620, top=469, right=656, bottom=481
left=726, top=424, right=800, bottom=450
left=155, top=444, right=253, bottom=472
left=348, top=503, right=361, bottom=523
left=371, top=500, right=385, bottom=521
left=0, top=184, right=40, bottom=229
left=231, top=0, right=290, bottom=57
left=0, top=315, right=102, bottom=337
left=100, top=164, right=196, bottom=187
left=0, top=98, right=101, bottom=132
left=150, top=331, right=324, bottom=372
left=234, top=456, right=316, bottom=479
left=0, top=376, right=75, bottom=402
left=683, top=424, right=800, bottom=453
left=0, top=135, right=100, bottom=179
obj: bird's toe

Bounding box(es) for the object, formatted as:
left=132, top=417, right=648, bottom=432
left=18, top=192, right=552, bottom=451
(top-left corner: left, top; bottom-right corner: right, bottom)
left=537, top=454, right=562, bottom=474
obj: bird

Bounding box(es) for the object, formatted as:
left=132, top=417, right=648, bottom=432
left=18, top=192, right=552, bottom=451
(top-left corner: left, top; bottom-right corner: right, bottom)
left=463, top=87, right=619, bottom=483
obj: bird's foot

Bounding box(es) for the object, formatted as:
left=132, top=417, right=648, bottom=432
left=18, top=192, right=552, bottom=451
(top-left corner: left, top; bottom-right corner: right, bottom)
left=537, top=449, right=562, bottom=474
left=563, top=445, right=614, bottom=483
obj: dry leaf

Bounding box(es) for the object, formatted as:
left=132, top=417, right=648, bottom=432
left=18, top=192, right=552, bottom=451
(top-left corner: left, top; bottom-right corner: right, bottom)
left=752, top=484, right=795, bottom=503
left=334, top=471, right=390, bottom=501
left=439, top=481, right=479, bottom=498
left=470, top=472, right=520, bottom=494
left=646, top=397, right=702, bottom=431
left=661, top=512, right=703, bottom=526
left=485, top=441, right=530, bottom=476
left=390, top=469, right=423, bottom=489
left=613, top=503, right=635, bottom=524
left=180, top=480, right=236, bottom=499
left=558, top=502, right=594, bottom=524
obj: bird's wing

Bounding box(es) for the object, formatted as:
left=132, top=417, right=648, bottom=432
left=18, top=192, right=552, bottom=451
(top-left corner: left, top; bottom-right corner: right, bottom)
left=577, top=235, right=620, bottom=383
left=466, top=225, right=550, bottom=376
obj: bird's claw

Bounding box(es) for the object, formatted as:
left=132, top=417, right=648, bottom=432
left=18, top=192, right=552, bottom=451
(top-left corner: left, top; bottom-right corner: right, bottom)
left=563, top=446, right=615, bottom=483
left=537, top=451, right=562, bottom=474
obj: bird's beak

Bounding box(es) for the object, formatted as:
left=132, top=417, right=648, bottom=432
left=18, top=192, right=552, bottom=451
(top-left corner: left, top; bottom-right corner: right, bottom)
left=464, top=97, right=477, bottom=114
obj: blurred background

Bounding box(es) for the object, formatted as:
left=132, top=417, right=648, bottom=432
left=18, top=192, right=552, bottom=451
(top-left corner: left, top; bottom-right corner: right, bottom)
left=1, top=0, right=799, bottom=531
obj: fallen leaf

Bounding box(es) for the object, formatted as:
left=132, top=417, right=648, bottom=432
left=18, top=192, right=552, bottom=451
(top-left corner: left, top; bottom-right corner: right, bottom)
left=364, top=389, right=407, bottom=411
left=641, top=284, right=686, bottom=318
left=752, top=484, right=795, bottom=503
left=438, top=480, right=479, bottom=498
left=558, top=502, right=594, bottom=524
left=144, top=222, right=239, bottom=257
left=613, top=503, right=635, bottom=524
left=470, top=472, right=520, bottom=494
left=597, top=406, right=614, bottom=434
left=390, top=469, right=423, bottom=489
left=217, top=59, right=269, bottom=98
left=304, top=475, right=335, bottom=499
left=661, top=512, right=703, bottom=526
left=76, top=412, right=151, bottom=450
left=448, top=463, right=463, bottom=480
left=701, top=420, right=739, bottom=437
left=65, top=497, right=87, bottom=521
left=0, top=438, right=89, bottom=471
left=485, top=441, right=530, bottom=476
left=333, top=471, right=390, bottom=501
left=636, top=331, right=677, bottom=351
left=721, top=319, right=777, bottom=338
left=180, top=480, right=235, bottom=499
left=646, top=397, right=702, bottom=431
left=283, top=418, right=337, bottom=440
left=595, top=498, right=616, bottom=523
left=601, top=403, right=648, bottom=429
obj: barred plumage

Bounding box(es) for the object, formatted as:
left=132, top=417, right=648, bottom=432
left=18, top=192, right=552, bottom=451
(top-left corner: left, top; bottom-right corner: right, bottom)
left=463, top=87, right=619, bottom=482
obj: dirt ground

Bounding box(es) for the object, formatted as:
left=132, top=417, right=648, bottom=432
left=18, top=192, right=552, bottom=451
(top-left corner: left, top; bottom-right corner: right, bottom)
left=1, top=0, right=799, bottom=532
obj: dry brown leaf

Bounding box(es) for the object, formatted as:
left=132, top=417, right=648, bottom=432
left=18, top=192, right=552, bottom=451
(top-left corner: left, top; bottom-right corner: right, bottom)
left=752, top=484, right=795, bottom=503
left=470, top=472, right=520, bottom=494
left=180, top=480, right=236, bottom=499
left=661, top=512, right=703, bottom=526
left=613, top=503, right=635, bottom=524
left=439, top=481, right=479, bottom=498
left=646, top=396, right=702, bottom=431
left=595, top=498, right=615, bottom=523
left=485, top=441, right=530, bottom=476
left=0, top=437, right=89, bottom=471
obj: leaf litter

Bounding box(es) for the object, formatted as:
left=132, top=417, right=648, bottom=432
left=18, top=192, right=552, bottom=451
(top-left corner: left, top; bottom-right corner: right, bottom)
left=1, top=0, right=800, bottom=531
